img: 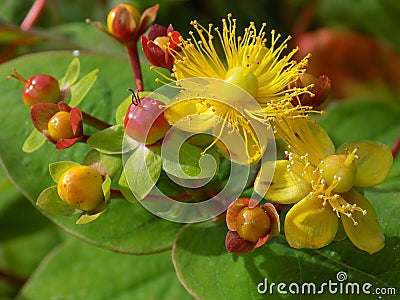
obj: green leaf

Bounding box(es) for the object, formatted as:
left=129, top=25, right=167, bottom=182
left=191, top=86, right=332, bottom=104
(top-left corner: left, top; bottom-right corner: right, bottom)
left=319, top=100, right=400, bottom=147
left=122, top=144, right=162, bottom=201
left=22, top=129, right=46, bottom=153
left=49, top=161, right=80, bottom=183
left=17, top=240, right=192, bottom=300
left=68, top=68, right=99, bottom=107
left=162, top=138, right=219, bottom=179
left=83, top=149, right=122, bottom=178
left=87, top=124, right=127, bottom=154
left=0, top=166, right=54, bottom=242
left=60, top=57, right=80, bottom=88
left=36, top=186, right=79, bottom=216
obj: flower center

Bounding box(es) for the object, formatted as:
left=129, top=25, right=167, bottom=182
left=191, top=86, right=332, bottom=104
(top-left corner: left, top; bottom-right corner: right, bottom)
left=153, top=36, right=169, bottom=50
left=224, top=66, right=258, bottom=98
left=319, top=153, right=357, bottom=193
left=287, top=151, right=366, bottom=225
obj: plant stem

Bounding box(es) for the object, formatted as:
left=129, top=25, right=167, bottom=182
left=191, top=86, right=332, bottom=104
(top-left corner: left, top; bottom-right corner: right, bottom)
left=81, top=111, right=112, bottom=130
left=392, top=137, right=400, bottom=158
left=20, top=0, right=48, bottom=30
left=0, top=270, right=26, bottom=287
left=126, top=42, right=144, bottom=92
left=110, top=189, right=126, bottom=199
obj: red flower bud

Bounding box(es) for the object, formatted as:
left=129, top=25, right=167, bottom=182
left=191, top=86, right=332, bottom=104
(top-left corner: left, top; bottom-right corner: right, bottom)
left=30, top=102, right=84, bottom=149
left=290, top=74, right=331, bottom=109
left=107, top=3, right=141, bottom=44
left=142, top=24, right=181, bottom=71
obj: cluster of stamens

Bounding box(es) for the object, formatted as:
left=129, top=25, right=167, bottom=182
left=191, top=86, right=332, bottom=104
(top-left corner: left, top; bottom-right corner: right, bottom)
left=285, top=151, right=367, bottom=225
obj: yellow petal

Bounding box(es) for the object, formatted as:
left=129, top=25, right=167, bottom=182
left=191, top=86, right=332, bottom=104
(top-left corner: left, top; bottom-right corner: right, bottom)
left=284, top=194, right=338, bottom=249
left=337, top=141, right=393, bottom=187
left=214, top=117, right=267, bottom=165
left=255, top=160, right=312, bottom=204
left=164, top=99, right=217, bottom=132
left=340, top=189, right=385, bottom=254
left=308, top=121, right=336, bottom=157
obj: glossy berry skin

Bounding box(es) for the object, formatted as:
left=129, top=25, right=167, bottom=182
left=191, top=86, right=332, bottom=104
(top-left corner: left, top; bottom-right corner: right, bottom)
left=236, top=207, right=271, bottom=242
left=22, top=74, right=60, bottom=108
left=47, top=111, right=75, bottom=141
left=57, top=166, right=104, bottom=211
left=124, top=97, right=171, bottom=144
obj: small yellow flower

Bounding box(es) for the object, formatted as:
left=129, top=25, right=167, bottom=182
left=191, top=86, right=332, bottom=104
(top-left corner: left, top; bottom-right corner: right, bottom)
left=255, top=118, right=393, bottom=254
left=163, top=15, right=312, bottom=164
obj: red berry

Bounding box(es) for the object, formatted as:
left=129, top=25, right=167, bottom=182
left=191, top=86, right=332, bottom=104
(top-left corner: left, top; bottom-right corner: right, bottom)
left=124, top=94, right=170, bottom=145
left=8, top=68, right=60, bottom=108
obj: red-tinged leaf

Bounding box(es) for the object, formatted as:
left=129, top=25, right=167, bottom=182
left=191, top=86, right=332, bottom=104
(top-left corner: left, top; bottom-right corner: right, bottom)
left=260, top=203, right=280, bottom=236
left=294, top=28, right=400, bottom=98
left=69, top=107, right=83, bottom=136
left=55, top=137, right=80, bottom=149
left=57, top=101, right=71, bottom=112
left=30, top=102, right=59, bottom=132
left=225, top=231, right=256, bottom=254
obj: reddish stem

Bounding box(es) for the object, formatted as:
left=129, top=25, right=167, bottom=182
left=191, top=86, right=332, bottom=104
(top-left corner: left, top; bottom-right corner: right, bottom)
left=392, top=137, right=400, bottom=158
left=110, top=189, right=126, bottom=199
left=81, top=111, right=112, bottom=130
left=20, top=0, right=48, bottom=30
left=291, top=0, right=317, bottom=37
left=126, top=42, right=144, bottom=92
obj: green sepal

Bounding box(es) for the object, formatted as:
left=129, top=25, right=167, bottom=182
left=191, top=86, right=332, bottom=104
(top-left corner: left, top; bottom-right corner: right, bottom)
left=87, top=124, right=129, bottom=154
left=68, top=69, right=99, bottom=107
left=22, top=129, right=46, bottom=153
left=118, top=171, right=138, bottom=203
left=60, top=57, right=80, bottom=88
left=36, top=185, right=79, bottom=216
left=76, top=209, right=107, bottom=225
left=102, top=175, right=111, bottom=202
left=162, top=137, right=219, bottom=179
left=49, top=161, right=80, bottom=183
left=122, top=144, right=162, bottom=201
left=83, top=149, right=122, bottom=178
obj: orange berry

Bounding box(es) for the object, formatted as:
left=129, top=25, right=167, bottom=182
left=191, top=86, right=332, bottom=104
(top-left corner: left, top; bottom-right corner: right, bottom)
left=48, top=111, right=74, bottom=141
left=236, top=207, right=271, bottom=242
left=57, top=166, right=104, bottom=211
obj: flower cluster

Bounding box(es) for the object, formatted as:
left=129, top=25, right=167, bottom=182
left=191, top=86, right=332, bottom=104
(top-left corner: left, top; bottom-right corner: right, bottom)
left=10, top=2, right=394, bottom=255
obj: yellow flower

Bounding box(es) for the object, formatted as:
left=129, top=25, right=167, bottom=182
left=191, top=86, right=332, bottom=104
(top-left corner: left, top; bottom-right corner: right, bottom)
left=255, top=118, right=393, bottom=254
left=162, top=15, right=312, bottom=164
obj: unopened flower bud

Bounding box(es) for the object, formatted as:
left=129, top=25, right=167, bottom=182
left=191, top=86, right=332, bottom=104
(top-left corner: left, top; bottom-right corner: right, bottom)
left=291, top=74, right=331, bottom=109
left=107, top=3, right=141, bottom=44
left=142, top=24, right=181, bottom=71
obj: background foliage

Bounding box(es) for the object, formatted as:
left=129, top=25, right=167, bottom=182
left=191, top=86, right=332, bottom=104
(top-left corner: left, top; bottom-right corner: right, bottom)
left=0, top=0, right=399, bottom=299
